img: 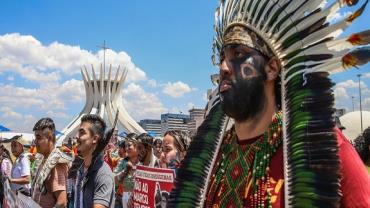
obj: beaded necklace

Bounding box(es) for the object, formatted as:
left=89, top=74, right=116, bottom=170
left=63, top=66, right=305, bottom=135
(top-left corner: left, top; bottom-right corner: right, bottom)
left=207, top=111, right=283, bottom=207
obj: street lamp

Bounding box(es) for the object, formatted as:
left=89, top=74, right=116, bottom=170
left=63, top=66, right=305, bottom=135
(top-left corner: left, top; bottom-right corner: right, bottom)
left=357, top=74, right=363, bottom=132
left=351, top=96, right=355, bottom=112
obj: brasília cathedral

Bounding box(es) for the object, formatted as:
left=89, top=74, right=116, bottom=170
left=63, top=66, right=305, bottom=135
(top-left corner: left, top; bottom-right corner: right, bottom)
left=57, top=64, right=145, bottom=145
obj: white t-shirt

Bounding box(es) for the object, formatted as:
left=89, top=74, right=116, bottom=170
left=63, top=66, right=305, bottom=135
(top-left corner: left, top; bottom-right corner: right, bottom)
left=10, top=153, right=31, bottom=191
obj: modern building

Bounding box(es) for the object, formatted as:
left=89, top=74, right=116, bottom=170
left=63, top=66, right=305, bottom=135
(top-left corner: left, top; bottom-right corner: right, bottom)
left=57, top=65, right=145, bottom=146
left=188, top=108, right=205, bottom=136
left=161, top=113, right=190, bottom=135
left=139, top=119, right=162, bottom=137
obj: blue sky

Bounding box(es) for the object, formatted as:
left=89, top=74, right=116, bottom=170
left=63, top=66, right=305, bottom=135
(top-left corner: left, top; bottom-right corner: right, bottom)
left=0, top=0, right=369, bottom=132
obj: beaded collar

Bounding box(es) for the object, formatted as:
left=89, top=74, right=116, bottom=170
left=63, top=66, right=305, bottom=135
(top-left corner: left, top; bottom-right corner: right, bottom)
left=207, top=111, right=283, bottom=207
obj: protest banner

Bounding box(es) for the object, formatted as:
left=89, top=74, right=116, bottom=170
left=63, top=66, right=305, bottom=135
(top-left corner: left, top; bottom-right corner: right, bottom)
left=132, top=165, right=175, bottom=208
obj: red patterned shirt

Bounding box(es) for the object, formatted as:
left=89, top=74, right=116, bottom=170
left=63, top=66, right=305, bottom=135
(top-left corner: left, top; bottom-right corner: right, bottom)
left=205, top=128, right=370, bottom=207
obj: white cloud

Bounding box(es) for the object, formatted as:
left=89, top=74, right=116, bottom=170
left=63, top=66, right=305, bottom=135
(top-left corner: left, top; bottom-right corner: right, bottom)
left=0, top=33, right=195, bottom=132
left=336, top=80, right=365, bottom=89
left=363, top=98, right=370, bottom=110
left=170, top=107, right=181, bottom=114
left=334, top=79, right=368, bottom=102
left=329, top=11, right=351, bottom=23
left=6, top=76, right=14, bottom=81
left=334, top=87, right=349, bottom=100
left=0, top=107, right=36, bottom=131
left=362, top=87, right=370, bottom=96
left=147, top=79, right=158, bottom=87
left=46, top=110, right=70, bottom=119
left=187, top=102, right=195, bottom=110
left=59, top=79, right=85, bottom=103
left=0, top=78, right=84, bottom=111
left=0, top=106, right=22, bottom=120
left=0, top=84, right=44, bottom=108
left=0, top=33, right=146, bottom=83
left=123, top=83, right=167, bottom=120
left=162, top=81, right=192, bottom=98
left=364, top=73, right=370, bottom=79
left=334, top=78, right=370, bottom=111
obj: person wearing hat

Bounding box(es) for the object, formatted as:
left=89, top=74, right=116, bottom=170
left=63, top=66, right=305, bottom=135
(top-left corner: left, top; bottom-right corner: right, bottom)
left=9, top=135, right=31, bottom=196
left=160, top=130, right=190, bottom=171
left=136, top=133, right=160, bottom=168
left=169, top=0, right=370, bottom=207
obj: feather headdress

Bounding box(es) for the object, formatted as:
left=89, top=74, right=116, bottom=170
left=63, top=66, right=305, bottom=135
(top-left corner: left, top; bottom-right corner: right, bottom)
left=169, top=0, right=370, bottom=207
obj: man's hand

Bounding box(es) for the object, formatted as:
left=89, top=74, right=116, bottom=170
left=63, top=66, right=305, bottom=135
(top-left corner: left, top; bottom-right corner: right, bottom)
left=9, top=175, right=30, bottom=185
left=28, top=154, right=36, bottom=162
left=53, top=190, right=67, bottom=208
left=93, top=204, right=108, bottom=208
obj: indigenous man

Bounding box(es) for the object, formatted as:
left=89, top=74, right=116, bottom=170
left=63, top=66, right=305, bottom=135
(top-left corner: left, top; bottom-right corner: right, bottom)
left=170, top=0, right=370, bottom=207
left=32, top=118, right=73, bottom=208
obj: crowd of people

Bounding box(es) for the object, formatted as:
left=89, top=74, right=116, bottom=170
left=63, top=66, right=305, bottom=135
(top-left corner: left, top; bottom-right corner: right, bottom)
left=0, top=115, right=369, bottom=207
left=1, top=0, right=370, bottom=207
left=0, top=115, right=191, bottom=208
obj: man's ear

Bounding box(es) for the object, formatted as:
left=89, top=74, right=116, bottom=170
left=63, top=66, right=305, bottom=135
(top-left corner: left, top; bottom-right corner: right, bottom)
left=265, top=56, right=281, bottom=82
left=92, top=135, right=99, bottom=145
left=46, top=130, right=54, bottom=141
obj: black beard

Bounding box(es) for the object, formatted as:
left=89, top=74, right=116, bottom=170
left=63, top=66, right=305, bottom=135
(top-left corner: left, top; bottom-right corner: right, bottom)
left=220, top=75, right=266, bottom=122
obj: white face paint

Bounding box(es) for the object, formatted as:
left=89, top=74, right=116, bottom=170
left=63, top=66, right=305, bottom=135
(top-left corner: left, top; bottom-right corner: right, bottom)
left=246, top=56, right=254, bottom=65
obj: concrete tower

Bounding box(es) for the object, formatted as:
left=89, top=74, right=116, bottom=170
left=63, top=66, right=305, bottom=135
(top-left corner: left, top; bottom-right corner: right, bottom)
left=57, top=64, right=145, bottom=144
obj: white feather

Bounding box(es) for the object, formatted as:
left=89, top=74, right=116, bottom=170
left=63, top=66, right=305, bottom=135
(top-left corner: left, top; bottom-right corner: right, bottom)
left=267, top=0, right=304, bottom=35
left=261, top=2, right=284, bottom=32
left=277, top=1, right=341, bottom=48
left=251, top=0, right=269, bottom=25
left=278, top=0, right=328, bottom=36
left=281, top=37, right=353, bottom=59
left=248, top=0, right=260, bottom=24
left=281, top=16, right=350, bottom=57
left=256, top=0, right=277, bottom=29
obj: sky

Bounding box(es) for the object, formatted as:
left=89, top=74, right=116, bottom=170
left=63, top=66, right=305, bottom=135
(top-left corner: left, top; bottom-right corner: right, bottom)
left=0, top=0, right=369, bottom=133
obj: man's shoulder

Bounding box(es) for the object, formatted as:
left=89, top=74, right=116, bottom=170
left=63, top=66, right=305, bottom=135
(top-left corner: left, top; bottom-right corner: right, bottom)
left=17, top=154, right=30, bottom=165
left=52, top=163, right=69, bottom=174
left=95, top=160, right=114, bottom=178
left=92, top=161, right=114, bottom=190
left=19, top=153, right=30, bottom=160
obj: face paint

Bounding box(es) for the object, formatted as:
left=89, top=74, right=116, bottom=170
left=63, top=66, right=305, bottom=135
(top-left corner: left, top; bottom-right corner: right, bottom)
left=219, top=45, right=268, bottom=122
left=246, top=57, right=254, bottom=65
left=221, top=74, right=266, bottom=121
